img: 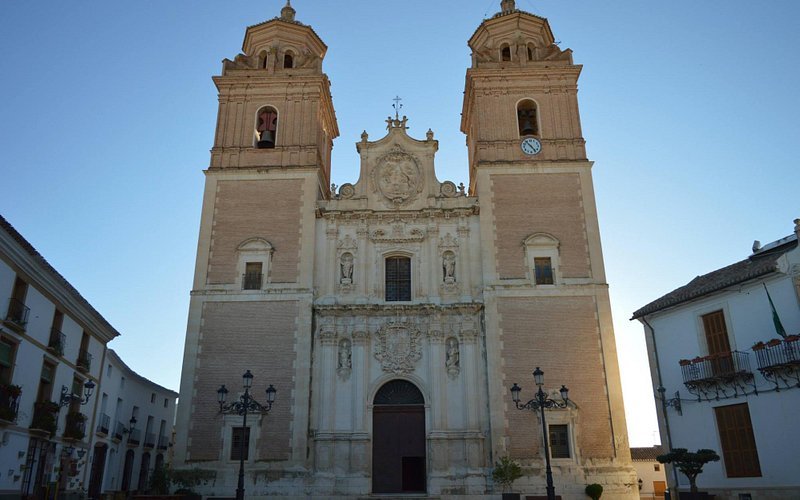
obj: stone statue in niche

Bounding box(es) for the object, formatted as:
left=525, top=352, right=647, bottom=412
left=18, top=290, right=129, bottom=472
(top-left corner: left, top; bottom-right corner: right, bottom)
left=442, top=251, right=456, bottom=284
left=340, top=253, right=354, bottom=285
left=446, top=337, right=460, bottom=378
left=337, top=339, right=352, bottom=379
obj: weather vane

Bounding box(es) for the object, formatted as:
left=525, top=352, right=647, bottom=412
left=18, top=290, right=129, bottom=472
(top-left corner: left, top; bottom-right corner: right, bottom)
left=392, top=96, right=403, bottom=120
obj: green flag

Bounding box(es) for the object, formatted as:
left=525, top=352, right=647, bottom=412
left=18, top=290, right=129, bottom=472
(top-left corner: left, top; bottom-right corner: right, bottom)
left=763, top=284, right=787, bottom=338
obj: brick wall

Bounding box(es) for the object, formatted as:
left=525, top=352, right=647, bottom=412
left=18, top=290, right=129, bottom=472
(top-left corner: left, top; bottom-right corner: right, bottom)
left=207, top=179, right=304, bottom=284
left=498, top=296, right=614, bottom=459
left=491, top=173, right=590, bottom=279
left=187, top=300, right=298, bottom=461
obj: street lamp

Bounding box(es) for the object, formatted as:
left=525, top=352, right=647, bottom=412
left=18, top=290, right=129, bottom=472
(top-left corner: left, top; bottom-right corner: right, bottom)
left=58, top=379, right=95, bottom=408
left=510, top=367, right=569, bottom=500
left=217, top=370, right=276, bottom=500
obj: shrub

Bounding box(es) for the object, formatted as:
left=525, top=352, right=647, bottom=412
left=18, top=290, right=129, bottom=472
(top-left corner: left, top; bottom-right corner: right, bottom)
left=585, top=483, right=603, bottom=499
left=492, top=456, right=523, bottom=493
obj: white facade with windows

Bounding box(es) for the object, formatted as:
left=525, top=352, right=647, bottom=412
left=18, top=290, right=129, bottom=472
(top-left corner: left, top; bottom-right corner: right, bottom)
left=634, top=219, right=800, bottom=499
left=0, top=216, right=178, bottom=500
left=0, top=215, right=117, bottom=499
left=89, top=349, right=177, bottom=496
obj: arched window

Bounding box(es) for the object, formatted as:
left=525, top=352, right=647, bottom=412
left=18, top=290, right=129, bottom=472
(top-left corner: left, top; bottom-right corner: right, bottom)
left=501, top=44, right=512, bottom=62
left=255, top=106, right=278, bottom=148
left=517, top=99, right=539, bottom=137
left=385, top=256, right=411, bottom=301
left=258, top=50, right=268, bottom=69
left=374, top=379, right=424, bottom=405
left=283, top=51, right=294, bottom=69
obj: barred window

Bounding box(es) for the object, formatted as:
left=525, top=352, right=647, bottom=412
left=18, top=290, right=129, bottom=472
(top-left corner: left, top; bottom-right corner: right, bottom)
left=385, top=257, right=411, bottom=302
left=534, top=257, right=554, bottom=285
left=549, top=424, right=570, bottom=459
left=230, top=426, right=250, bottom=461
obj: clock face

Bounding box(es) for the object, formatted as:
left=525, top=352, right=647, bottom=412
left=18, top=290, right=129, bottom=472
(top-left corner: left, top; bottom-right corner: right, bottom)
left=520, top=137, right=542, bottom=156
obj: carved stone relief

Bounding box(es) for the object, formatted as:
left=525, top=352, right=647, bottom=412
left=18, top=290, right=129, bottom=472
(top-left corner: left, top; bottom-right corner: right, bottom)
left=374, top=322, right=423, bottom=374
left=442, top=251, right=456, bottom=285
left=336, top=235, right=358, bottom=293
left=337, top=339, right=352, bottom=380
left=445, top=337, right=460, bottom=379
left=370, top=147, right=423, bottom=207
left=339, top=253, right=354, bottom=285
left=370, top=224, right=426, bottom=243
left=439, top=233, right=460, bottom=294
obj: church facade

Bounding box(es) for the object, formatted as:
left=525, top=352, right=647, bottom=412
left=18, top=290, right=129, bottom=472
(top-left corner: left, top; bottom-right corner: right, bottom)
left=174, top=1, right=636, bottom=498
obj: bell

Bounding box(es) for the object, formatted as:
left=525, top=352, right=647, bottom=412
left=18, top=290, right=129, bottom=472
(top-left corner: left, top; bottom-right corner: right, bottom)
left=257, top=130, right=275, bottom=149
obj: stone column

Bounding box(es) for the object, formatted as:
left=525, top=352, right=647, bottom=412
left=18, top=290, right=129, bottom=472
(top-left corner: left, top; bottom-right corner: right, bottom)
left=427, top=224, right=440, bottom=300
left=460, top=323, right=480, bottom=430
left=427, top=319, right=446, bottom=431
left=318, top=326, right=338, bottom=431
left=325, top=225, right=338, bottom=298
left=357, top=224, right=369, bottom=298
left=351, top=328, right=369, bottom=431
left=458, top=224, right=472, bottom=301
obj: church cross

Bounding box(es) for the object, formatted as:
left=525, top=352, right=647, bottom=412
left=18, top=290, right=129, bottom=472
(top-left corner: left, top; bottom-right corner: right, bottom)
left=392, top=95, right=403, bottom=120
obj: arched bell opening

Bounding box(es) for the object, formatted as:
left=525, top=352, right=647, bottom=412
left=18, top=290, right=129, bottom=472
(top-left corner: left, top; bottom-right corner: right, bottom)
left=517, top=98, right=540, bottom=137
left=255, top=106, right=278, bottom=149
left=371, top=379, right=426, bottom=494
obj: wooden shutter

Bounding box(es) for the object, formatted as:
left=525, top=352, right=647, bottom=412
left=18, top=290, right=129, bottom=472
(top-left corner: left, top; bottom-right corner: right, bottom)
left=230, top=426, right=250, bottom=460
left=385, top=257, right=411, bottom=302
left=549, top=424, right=570, bottom=458
left=702, top=310, right=731, bottom=355
left=714, top=403, right=761, bottom=477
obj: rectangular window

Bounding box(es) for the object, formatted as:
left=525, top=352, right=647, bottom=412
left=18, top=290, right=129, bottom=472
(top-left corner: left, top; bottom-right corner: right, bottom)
left=534, top=257, right=554, bottom=285
left=230, top=426, right=250, bottom=460
left=549, top=424, right=570, bottom=458
left=0, top=338, right=17, bottom=384
left=164, top=398, right=168, bottom=408
left=150, top=393, right=156, bottom=403
left=715, top=403, right=761, bottom=477
left=37, top=362, right=56, bottom=402
left=6, top=277, right=30, bottom=326
left=385, top=257, right=411, bottom=302
left=243, top=262, right=263, bottom=290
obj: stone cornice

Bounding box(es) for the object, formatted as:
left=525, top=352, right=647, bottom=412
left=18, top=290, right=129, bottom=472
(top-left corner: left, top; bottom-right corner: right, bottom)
left=314, top=206, right=479, bottom=221
left=313, top=303, right=483, bottom=316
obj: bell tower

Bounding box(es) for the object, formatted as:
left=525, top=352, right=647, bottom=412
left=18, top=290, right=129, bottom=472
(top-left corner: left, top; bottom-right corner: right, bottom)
left=210, top=0, right=339, bottom=196
left=463, top=2, right=636, bottom=495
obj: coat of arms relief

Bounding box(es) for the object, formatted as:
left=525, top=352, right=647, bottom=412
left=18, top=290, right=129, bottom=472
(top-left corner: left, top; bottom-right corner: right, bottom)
left=373, top=322, right=423, bottom=374
left=371, top=147, right=423, bottom=207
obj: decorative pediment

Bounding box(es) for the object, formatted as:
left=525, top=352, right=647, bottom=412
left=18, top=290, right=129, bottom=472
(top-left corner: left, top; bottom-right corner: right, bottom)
left=370, top=146, right=424, bottom=207
left=370, top=224, right=426, bottom=243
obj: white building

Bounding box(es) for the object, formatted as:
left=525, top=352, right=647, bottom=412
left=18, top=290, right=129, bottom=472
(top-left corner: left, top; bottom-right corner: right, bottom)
left=0, top=215, right=179, bottom=500
left=633, top=219, right=800, bottom=499
left=0, top=215, right=117, bottom=498
left=87, top=349, right=178, bottom=497
left=630, top=446, right=666, bottom=499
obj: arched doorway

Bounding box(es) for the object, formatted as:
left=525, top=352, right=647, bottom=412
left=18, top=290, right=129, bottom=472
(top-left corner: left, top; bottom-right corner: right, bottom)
left=372, top=379, right=426, bottom=494
left=87, top=443, right=108, bottom=499
left=121, top=449, right=135, bottom=491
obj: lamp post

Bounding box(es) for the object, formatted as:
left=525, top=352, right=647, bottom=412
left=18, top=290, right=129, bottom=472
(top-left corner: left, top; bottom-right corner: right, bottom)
left=217, top=370, right=276, bottom=500
left=58, top=379, right=95, bottom=408
left=510, top=367, right=569, bottom=500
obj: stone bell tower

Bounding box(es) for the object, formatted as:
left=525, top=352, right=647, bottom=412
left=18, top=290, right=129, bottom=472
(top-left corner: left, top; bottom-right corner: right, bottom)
left=174, top=0, right=338, bottom=487
left=461, top=0, right=637, bottom=495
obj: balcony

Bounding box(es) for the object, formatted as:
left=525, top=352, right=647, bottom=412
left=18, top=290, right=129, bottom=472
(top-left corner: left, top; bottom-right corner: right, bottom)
left=242, top=272, right=263, bottom=290
left=64, top=411, right=87, bottom=441
left=4, top=298, right=29, bottom=331
left=128, top=428, right=141, bottom=446
left=157, top=435, right=170, bottom=450
left=679, top=350, right=756, bottom=401
left=30, top=401, right=59, bottom=436
left=144, top=432, right=156, bottom=449
left=113, top=421, right=125, bottom=441
left=77, top=350, right=92, bottom=373
left=96, top=413, right=110, bottom=435
left=48, top=328, right=66, bottom=357
left=0, top=384, right=21, bottom=424
left=753, top=336, right=800, bottom=389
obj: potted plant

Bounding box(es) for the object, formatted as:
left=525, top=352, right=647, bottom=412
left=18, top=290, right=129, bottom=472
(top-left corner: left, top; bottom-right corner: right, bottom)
left=585, top=483, right=603, bottom=499
left=492, top=456, right=523, bottom=500
left=751, top=341, right=766, bottom=351
left=657, top=448, right=719, bottom=497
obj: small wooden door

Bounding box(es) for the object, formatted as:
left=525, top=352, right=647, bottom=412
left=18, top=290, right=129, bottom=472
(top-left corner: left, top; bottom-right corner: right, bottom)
left=87, top=443, right=107, bottom=499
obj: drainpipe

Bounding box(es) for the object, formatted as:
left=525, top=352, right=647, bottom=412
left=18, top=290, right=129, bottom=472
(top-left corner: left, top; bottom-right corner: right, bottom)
left=642, top=316, right=680, bottom=496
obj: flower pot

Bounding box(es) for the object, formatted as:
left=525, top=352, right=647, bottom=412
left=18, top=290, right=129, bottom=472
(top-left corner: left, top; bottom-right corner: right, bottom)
left=502, top=494, right=521, bottom=500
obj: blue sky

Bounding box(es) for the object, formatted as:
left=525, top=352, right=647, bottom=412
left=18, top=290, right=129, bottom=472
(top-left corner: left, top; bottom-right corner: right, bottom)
left=1, top=1, right=798, bottom=447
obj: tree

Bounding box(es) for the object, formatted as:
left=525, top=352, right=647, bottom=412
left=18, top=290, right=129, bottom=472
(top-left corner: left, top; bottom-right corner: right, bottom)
left=657, top=448, right=720, bottom=493
left=585, top=483, right=603, bottom=499
left=491, top=456, right=523, bottom=493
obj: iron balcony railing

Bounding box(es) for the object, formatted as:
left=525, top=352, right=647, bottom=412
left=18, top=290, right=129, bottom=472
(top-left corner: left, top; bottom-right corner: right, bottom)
left=144, top=432, right=156, bottom=448
left=242, top=272, right=263, bottom=290
left=128, top=428, right=141, bottom=446
left=113, top=421, right=125, bottom=441
left=0, top=384, right=21, bottom=423
left=157, top=435, right=169, bottom=450
left=680, top=350, right=753, bottom=384
left=48, top=328, right=66, bottom=357
left=30, top=401, right=59, bottom=436
left=77, top=350, right=92, bottom=372
left=96, top=413, right=110, bottom=435
left=64, top=411, right=87, bottom=440
left=5, top=298, right=29, bottom=328
left=754, top=338, right=800, bottom=370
